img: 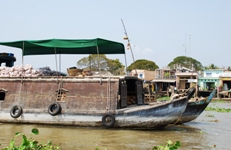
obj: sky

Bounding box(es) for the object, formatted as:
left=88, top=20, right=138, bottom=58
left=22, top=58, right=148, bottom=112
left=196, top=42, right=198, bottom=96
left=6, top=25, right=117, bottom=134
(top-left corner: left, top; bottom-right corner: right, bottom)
left=0, top=1, right=231, bottom=72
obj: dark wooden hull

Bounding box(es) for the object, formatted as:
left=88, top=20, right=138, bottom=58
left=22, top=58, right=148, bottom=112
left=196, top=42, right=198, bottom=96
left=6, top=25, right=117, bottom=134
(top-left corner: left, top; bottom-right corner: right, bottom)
left=174, top=89, right=216, bottom=124
left=114, top=96, right=189, bottom=128
left=0, top=76, right=189, bottom=128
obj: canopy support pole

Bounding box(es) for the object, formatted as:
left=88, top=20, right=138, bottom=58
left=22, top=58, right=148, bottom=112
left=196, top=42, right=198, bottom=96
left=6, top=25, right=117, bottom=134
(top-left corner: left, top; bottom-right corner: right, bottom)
left=21, top=41, right=24, bottom=83
left=59, top=54, right=61, bottom=73
left=89, top=54, right=91, bottom=71
left=22, top=41, right=24, bottom=66
left=96, top=46, right=102, bottom=85
left=17, top=41, right=24, bottom=102
left=54, top=48, right=59, bottom=79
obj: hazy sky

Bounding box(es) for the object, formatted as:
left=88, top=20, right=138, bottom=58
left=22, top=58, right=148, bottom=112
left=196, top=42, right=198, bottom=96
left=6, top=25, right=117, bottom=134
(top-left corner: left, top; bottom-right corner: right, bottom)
left=0, top=1, right=230, bottom=72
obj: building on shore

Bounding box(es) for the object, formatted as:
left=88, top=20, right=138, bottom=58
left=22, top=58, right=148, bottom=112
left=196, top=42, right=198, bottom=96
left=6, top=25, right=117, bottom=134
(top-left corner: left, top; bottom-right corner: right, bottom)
left=198, top=69, right=223, bottom=91
left=129, top=69, right=155, bottom=81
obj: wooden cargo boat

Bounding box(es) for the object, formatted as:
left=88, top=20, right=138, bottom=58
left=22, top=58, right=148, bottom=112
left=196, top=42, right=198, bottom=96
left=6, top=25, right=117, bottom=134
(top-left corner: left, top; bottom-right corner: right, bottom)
left=173, top=88, right=216, bottom=124
left=0, top=38, right=190, bottom=128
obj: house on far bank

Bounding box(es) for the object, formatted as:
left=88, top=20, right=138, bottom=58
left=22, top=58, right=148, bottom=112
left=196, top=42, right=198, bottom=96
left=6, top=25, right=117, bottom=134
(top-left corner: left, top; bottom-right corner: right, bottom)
left=219, top=70, right=231, bottom=91
left=175, top=67, right=198, bottom=90
left=198, top=69, right=223, bottom=91
left=198, top=69, right=231, bottom=98
left=151, top=67, right=176, bottom=92
left=129, top=69, right=155, bottom=81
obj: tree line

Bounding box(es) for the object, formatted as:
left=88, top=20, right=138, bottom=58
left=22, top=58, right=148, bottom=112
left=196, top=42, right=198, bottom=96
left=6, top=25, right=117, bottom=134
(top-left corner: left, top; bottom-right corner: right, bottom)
left=77, top=54, right=231, bottom=75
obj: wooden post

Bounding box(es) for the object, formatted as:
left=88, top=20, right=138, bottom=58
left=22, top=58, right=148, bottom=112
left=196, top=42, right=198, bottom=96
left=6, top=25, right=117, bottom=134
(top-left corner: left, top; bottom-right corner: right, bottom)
left=148, top=84, right=151, bottom=102
left=217, top=87, right=220, bottom=99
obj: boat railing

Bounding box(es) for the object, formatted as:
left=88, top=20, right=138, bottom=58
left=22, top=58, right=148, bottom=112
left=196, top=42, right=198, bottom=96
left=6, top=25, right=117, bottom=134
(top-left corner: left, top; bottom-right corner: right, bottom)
left=0, top=75, right=124, bottom=81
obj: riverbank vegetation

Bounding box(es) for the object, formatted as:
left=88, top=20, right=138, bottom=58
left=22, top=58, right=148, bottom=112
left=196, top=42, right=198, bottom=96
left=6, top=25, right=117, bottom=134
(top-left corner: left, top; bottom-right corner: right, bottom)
left=126, top=59, right=159, bottom=71
left=77, top=54, right=125, bottom=76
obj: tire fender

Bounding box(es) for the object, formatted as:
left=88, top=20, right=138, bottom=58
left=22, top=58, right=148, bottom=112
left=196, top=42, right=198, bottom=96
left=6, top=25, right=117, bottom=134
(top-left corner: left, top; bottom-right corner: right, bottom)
left=48, top=102, right=62, bottom=116
left=102, top=114, right=115, bottom=128
left=10, top=105, right=23, bottom=118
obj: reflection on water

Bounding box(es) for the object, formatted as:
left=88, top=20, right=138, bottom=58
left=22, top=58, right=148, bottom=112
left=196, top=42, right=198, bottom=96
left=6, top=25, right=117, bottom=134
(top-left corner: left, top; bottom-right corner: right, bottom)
left=0, top=102, right=231, bottom=150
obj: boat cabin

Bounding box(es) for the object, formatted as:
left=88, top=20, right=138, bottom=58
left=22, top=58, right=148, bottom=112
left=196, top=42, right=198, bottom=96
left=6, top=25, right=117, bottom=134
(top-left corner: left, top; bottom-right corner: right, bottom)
left=118, top=76, right=144, bottom=108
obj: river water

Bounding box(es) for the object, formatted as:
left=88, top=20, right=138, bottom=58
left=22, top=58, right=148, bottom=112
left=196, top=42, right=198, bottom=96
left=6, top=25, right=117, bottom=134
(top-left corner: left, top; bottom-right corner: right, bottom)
left=0, top=102, right=231, bottom=150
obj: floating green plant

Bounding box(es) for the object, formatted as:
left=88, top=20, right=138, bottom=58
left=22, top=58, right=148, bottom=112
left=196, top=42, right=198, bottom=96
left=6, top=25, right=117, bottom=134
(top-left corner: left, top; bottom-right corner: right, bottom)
left=205, top=114, right=215, bottom=117
left=205, top=106, right=231, bottom=112
left=152, top=140, right=181, bottom=150
left=1, top=128, right=60, bottom=150
left=211, top=100, right=225, bottom=103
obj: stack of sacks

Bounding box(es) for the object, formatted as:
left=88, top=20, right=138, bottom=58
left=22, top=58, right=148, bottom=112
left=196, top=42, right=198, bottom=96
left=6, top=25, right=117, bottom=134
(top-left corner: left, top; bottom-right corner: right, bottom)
left=0, top=65, right=66, bottom=77
left=0, top=64, right=40, bottom=77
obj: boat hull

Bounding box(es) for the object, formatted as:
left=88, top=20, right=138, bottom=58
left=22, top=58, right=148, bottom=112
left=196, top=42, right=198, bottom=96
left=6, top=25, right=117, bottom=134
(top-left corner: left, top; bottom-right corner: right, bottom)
left=114, top=97, right=189, bottom=128
left=0, top=77, right=188, bottom=128
left=174, top=89, right=216, bottom=124
left=0, top=97, right=189, bottom=129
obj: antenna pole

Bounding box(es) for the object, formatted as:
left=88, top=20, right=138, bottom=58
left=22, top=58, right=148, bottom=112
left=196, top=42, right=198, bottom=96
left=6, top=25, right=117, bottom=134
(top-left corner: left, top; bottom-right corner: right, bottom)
left=121, top=19, right=137, bottom=76
left=189, top=35, right=191, bottom=56
left=185, top=34, right=187, bottom=57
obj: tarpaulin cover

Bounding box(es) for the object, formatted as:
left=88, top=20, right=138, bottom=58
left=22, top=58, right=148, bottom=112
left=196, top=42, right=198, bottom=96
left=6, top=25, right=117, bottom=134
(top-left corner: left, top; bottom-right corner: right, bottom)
left=0, top=38, right=125, bottom=56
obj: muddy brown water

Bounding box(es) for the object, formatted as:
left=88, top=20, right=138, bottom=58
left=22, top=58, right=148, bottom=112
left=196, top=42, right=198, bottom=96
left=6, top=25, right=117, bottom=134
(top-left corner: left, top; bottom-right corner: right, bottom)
left=0, top=102, right=231, bottom=150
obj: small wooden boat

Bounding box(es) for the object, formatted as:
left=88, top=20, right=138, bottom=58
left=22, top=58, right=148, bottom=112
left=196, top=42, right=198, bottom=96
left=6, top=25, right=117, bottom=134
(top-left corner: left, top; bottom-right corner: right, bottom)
left=173, top=88, right=216, bottom=124
left=0, top=38, right=191, bottom=129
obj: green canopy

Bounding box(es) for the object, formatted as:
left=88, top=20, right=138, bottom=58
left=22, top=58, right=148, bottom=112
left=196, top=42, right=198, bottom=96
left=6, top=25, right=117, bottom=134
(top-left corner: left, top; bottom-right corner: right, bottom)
left=0, top=38, right=125, bottom=56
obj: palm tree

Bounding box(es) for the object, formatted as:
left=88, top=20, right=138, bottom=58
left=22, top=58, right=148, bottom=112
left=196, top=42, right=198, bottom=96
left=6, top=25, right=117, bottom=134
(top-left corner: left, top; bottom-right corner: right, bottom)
left=204, top=63, right=219, bottom=70
left=227, top=66, right=231, bottom=71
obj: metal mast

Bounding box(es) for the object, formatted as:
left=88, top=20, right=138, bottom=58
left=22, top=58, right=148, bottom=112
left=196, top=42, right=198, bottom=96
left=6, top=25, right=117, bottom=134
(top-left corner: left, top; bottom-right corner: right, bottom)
left=121, top=19, right=137, bottom=76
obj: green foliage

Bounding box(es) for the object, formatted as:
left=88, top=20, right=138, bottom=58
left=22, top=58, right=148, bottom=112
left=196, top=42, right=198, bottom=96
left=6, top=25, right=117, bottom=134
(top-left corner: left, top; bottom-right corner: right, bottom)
left=204, top=63, right=219, bottom=70
left=205, top=106, right=231, bottom=112
left=164, top=72, right=170, bottom=78
left=156, top=96, right=170, bottom=101
left=127, top=59, right=159, bottom=72
left=227, top=66, right=231, bottom=71
left=205, top=114, right=215, bottom=117
left=152, top=140, right=181, bottom=150
left=77, top=54, right=108, bottom=71
left=168, top=56, right=203, bottom=71
left=211, top=83, right=216, bottom=89
left=107, top=58, right=125, bottom=75
left=1, top=128, right=60, bottom=150
left=212, top=100, right=225, bottom=103
left=77, top=54, right=125, bottom=75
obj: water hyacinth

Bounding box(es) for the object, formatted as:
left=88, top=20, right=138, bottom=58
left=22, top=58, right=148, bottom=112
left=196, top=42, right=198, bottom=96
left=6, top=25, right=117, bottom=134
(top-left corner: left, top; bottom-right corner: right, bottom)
left=205, top=106, right=231, bottom=113
left=1, top=128, right=60, bottom=150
